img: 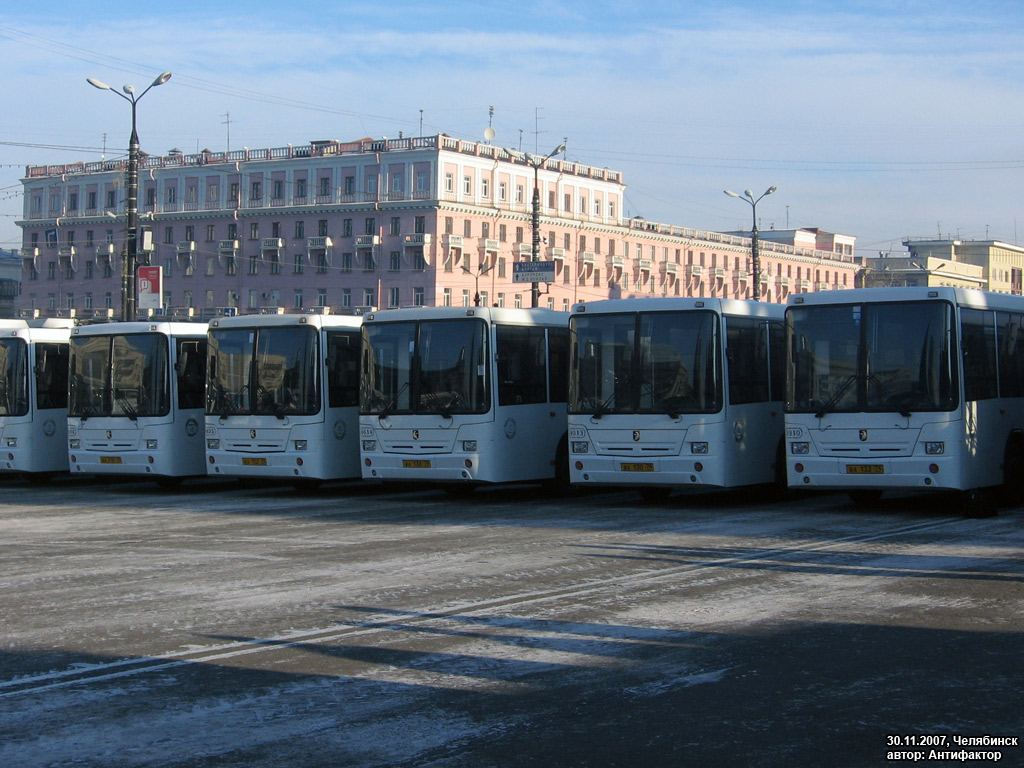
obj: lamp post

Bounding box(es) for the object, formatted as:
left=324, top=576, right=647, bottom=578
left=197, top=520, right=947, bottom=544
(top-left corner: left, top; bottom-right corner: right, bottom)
left=724, top=185, right=776, bottom=301
left=88, top=71, right=172, bottom=321
left=526, top=143, right=565, bottom=307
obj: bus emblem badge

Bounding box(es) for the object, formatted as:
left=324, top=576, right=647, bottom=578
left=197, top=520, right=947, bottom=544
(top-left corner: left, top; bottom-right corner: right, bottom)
left=106, top=430, right=112, bottom=440
left=859, top=429, right=868, bottom=442
left=633, top=430, right=641, bottom=442
left=412, top=430, right=419, bottom=440
left=250, top=429, right=257, bottom=439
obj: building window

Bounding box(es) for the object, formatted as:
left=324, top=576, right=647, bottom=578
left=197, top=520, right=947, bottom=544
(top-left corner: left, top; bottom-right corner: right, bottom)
left=342, top=253, right=352, bottom=272
left=293, top=289, right=303, bottom=309
left=293, top=254, right=304, bottom=274
left=414, top=216, right=425, bottom=234
left=318, top=288, right=328, bottom=306
left=364, top=288, right=376, bottom=308
left=318, top=220, right=328, bottom=237
left=414, top=287, right=424, bottom=306
left=249, top=223, right=259, bottom=240
left=443, top=287, right=452, bottom=307
left=206, top=225, right=215, bottom=242
left=295, top=220, right=304, bottom=239
left=389, top=287, right=400, bottom=308
left=250, top=181, right=261, bottom=201
left=390, top=217, right=401, bottom=236
left=319, top=177, right=330, bottom=197
left=390, top=251, right=401, bottom=271
left=463, top=176, right=472, bottom=195
left=445, top=172, right=454, bottom=192
left=344, top=176, right=355, bottom=194
left=364, top=218, right=375, bottom=235
left=342, top=289, right=351, bottom=308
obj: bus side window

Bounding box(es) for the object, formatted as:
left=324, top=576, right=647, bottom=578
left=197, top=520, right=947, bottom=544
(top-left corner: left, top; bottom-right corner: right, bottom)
left=327, top=332, right=360, bottom=408
left=35, top=343, right=69, bottom=410
left=726, top=317, right=769, bottom=404
left=997, top=312, right=1024, bottom=398
left=176, top=339, right=207, bottom=410
left=961, top=309, right=998, bottom=401
left=769, top=320, right=785, bottom=402
left=547, top=328, right=569, bottom=403
left=496, top=325, right=547, bottom=405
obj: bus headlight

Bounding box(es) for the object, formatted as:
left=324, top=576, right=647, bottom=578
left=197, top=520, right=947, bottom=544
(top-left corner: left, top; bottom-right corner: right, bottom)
left=362, top=440, right=377, bottom=452
left=294, top=440, right=308, bottom=451
left=925, top=442, right=944, bottom=455
left=462, top=440, right=478, bottom=452
left=571, top=441, right=590, bottom=454
left=791, top=442, right=810, bottom=455
left=207, top=439, right=220, bottom=450
left=5, top=438, right=16, bottom=447
left=690, top=442, right=709, bottom=454
left=146, top=439, right=159, bottom=450
left=69, top=439, right=80, bottom=449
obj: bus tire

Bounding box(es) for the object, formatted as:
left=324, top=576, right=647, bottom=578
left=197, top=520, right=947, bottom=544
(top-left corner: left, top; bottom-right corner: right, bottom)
left=848, top=489, right=883, bottom=506
left=960, top=488, right=997, bottom=518
left=546, top=436, right=573, bottom=496
left=1001, top=436, right=1024, bottom=507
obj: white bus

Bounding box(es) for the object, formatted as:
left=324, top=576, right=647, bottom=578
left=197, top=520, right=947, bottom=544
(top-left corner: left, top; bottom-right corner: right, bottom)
left=67, top=321, right=208, bottom=485
left=0, top=318, right=74, bottom=478
left=359, top=306, right=570, bottom=490
left=785, top=287, right=1024, bottom=515
left=567, top=298, right=786, bottom=500
left=205, top=311, right=362, bottom=486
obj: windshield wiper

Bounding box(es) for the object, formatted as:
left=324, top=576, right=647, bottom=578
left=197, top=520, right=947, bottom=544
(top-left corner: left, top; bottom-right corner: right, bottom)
left=814, top=374, right=858, bottom=418
left=378, top=381, right=409, bottom=419
left=114, top=392, right=138, bottom=422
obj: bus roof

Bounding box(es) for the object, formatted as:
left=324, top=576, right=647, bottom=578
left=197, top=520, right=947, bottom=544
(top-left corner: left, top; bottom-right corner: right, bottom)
left=571, top=296, right=784, bottom=319
left=362, top=305, right=569, bottom=327
left=71, top=320, right=209, bottom=338
left=787, top=287, right=1024, bottom=313
left=208, top=312, right=362, bottom=331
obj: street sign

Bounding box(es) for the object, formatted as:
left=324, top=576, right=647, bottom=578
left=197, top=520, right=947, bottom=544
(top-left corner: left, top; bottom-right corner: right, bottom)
left=512, top=261, right=556, bottom=284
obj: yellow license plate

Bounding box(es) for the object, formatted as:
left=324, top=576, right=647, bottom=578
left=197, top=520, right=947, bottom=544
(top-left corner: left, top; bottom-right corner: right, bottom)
left=242, top=457, right=268, bottom=466
left=621, top=462, right=655, bottom=472
left=846, top=464, right=884, bottom=475
left=403, top=459, right=432, bottom=469
left=100, top=456, right=122, bottom=465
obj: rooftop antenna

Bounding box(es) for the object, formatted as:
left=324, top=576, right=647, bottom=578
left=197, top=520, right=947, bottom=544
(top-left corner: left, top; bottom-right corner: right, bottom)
left=483, top=105, right=495, bottom=144
left=222, top=111, right=232, bottom=153
left=419, top=109, right=423, bottom=137
left=101, top=132, right=107, bottom=160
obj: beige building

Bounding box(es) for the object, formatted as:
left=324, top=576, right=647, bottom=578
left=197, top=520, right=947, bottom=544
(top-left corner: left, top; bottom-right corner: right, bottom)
left=860, top=239, right=1024, bottom=293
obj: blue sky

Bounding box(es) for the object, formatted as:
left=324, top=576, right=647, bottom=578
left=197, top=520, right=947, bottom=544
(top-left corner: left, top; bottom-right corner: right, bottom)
left=3, top=1, right=1024, bottom=254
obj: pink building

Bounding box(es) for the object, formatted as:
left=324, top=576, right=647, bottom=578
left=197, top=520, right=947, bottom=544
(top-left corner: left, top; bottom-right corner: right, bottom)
left=17, top=135, right=858, bottom=318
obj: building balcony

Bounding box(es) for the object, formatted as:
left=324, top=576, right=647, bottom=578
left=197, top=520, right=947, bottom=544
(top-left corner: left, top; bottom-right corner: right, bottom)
left=514, top=243, right=533, bottom=257
left=219, top=239, right=240, bottom=253
left=581, top=251, right=596, bottom=265
left=735, top=269, right=749, bottom=281
left=443, top=234, right=464, bottom=248
left=609, top=254, right=625, bottom=268
left=176, top=241, right=196, bottom=255
left=261, top=238, right=284, bottom=251
left=778, top=276, right=791, bottom=288
left=550, top=247, right=565, bottom=261
left=663, top=262, right=678, bottom=275
left=354, top=235, right=378, bottom=247
left=403, top=233, right=431, bottom=246
left=638, top=259, right=652, bottom=272
left=483, top=239, right=500, bottom=252
left=689, top=265, right=704, bottom=276
left=58, top=245, right=76, bottom=258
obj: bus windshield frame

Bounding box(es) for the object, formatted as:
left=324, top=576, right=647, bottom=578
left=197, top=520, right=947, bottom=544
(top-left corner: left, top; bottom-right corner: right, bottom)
left=361, top=318, right=490, bottom=417
left=0, top=338, right=29, bottom=417
left=786, top=299, right=958, bottom=416
left=207, top=325, right=321, bottom=418
left=569, top=310, right=723, bottom=417
left=69, top=333, right=171, bottom=419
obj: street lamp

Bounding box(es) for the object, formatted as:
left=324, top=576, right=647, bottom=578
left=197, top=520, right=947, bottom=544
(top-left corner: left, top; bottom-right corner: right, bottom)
left=463, top=261, right=494, bottom=307
left=88, top=71, right=172, bottom=320
left=724, top=185, right=776, bottom=301
left=526, top=143, right=566, bottom=307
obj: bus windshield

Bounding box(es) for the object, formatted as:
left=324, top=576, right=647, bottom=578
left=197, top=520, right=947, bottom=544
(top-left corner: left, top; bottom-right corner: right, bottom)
left=361, top=318, right=489, bottom=416
left=0, top=339, right=28, bottom=417
left=569, top=311, right=722, bottom=416
left=787, top=300, right=957, bottom=415
left=207, top=326, right=320, bottom=417
left=69, top=334, right=170, bottom=419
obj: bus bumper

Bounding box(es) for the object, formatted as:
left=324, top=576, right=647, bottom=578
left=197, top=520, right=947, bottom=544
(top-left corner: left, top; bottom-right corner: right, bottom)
left=569, top=454, right=727, bottom=487
left=786, top=456, right=962, bottom=490
left=361, top=452, right=484, bottom=483
left=206, top=448, right=349, bottom=480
